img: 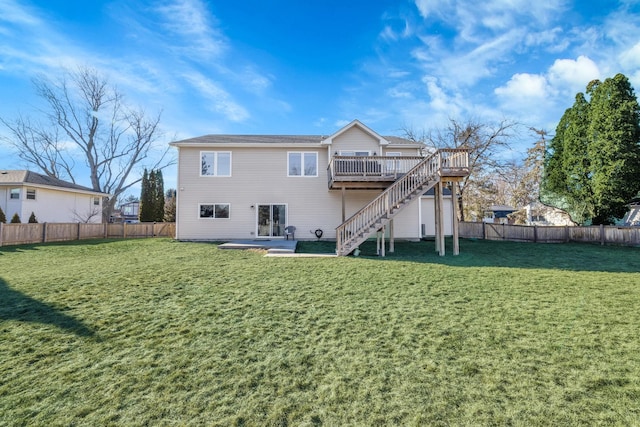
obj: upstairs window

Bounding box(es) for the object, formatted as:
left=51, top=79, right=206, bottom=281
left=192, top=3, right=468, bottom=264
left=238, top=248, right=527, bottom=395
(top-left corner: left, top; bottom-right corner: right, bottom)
left=201, top=151, right=231, bottom=177
left=10, top=188, right=19, bottom=199
left=93, top=197, right=100, bottom=206
left=26, top=189, right=36, bottom=200
left=288, top=152, right=317, bottom=177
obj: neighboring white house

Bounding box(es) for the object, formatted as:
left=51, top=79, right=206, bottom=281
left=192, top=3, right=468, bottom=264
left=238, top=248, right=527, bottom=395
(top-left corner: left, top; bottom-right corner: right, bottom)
left=170, top=120, right=469, bottom=254
left=0, top=170, right=109, bottom=223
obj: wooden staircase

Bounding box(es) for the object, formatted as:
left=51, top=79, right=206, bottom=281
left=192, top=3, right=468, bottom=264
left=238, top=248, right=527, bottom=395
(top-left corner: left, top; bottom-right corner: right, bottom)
left=335, top=149, right=468, bottom=256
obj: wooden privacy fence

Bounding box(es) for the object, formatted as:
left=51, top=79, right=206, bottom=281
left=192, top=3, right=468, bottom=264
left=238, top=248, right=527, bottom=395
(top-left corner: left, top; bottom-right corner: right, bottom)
left=0, top=222, right=176, bottom=247
left=459, top=222, right=640, bottom=246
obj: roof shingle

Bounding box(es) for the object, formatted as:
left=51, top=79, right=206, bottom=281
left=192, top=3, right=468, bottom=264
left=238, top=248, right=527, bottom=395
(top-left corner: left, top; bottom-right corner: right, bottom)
left=0, top=170, right=103, bottom=194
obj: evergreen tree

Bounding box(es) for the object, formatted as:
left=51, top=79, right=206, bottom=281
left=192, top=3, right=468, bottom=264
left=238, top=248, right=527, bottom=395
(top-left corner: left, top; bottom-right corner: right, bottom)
left=587, top=74, right=640, bottom=223
left=543, top=73, right=640, bottom=224
left=10, top=213, right=21, bottom=223
left=0, top=206, right=6, bottom=223
left=164, top=189, right=177, bottom=222
left=28, top=212, right=38, bottom=223
left=139, top=168, right=154, bottom=222
left=153, top=169, right=165, bottom=222
left=542, top=94, right=594, bottom=223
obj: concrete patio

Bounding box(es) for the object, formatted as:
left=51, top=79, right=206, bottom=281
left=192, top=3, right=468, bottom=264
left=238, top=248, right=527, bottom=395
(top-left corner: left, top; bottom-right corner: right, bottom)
left=218, top=240, right=336, bottom=257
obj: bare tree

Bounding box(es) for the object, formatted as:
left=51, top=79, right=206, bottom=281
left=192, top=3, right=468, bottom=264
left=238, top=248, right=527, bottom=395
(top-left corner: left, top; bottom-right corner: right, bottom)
left=71, top=206, right=103, bottom=223
left=407, top=118, right=518, bottom=221
left=1, top=67, right=173, bottom=222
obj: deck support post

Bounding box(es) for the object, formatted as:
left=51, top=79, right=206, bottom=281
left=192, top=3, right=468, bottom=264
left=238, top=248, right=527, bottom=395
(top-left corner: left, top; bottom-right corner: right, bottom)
left=341, top=186, right=346, bottom=223
left=452, top=181, right=459, bottom=255
left=434, top=182, right=441, bottom=253
left=376, top=228, right=386, bottom=257
left=437, top=180, right=445, bottom=256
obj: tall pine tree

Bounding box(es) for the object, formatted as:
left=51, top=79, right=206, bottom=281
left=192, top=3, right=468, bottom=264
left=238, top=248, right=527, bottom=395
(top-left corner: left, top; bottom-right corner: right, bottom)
left=587, top=74, right=640, bottom=223
left=543, top=73, right=640, bottom=224
left=139, top=168, right=154, bottom=222
left=139, top=168, right=166, bottom=222
left=153, top=169, right=165, bottom=222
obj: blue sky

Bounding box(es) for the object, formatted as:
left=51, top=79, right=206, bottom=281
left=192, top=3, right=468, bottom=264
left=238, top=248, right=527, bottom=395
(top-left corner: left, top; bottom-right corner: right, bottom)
left=1, top=0, right=639, bottom=195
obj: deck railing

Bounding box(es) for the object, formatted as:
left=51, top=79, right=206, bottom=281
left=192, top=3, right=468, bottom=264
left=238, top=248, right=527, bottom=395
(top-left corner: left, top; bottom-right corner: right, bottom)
left=328, top=155, right=425, bottom=184
left=438, top=148, right=470, bottom=176
left=334, top=148, right=470, bottom=255
left=335, top=152, right=441, bottom=255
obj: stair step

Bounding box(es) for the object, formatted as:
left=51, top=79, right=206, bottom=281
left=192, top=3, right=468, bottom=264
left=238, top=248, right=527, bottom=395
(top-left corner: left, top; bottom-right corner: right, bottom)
left=335, top=154, right=446, bottom=256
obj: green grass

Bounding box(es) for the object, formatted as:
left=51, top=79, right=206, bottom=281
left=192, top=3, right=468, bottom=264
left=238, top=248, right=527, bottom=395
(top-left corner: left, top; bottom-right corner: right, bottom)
left=1, top=238, right=640, bottom=426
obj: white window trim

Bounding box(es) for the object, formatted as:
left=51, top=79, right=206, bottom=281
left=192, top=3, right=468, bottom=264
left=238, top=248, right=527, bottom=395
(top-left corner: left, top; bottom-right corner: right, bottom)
left=10, top=188, right=20, bottom=200
left=198, top=203, right=231, bottom=219
left=200, top=151, right=232, bottom=177
left=339, top=150, right=371, bottom=156
left=255, top=202, right=288, bottom=238
left=287, top=151, right=318, bottom=177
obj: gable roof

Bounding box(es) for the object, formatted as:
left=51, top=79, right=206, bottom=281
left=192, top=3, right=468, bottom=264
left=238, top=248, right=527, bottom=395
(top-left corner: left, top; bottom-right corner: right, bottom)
left=170, top=120, right=422, bottom=148
left=171, top=135, right=323, bottom=146
left=321, top=119, right=388, bottom=145
left=0, top=170, right=109, bottom=196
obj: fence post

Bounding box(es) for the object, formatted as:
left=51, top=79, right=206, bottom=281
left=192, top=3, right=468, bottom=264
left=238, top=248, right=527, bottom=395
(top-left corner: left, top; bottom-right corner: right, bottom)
left=123, top=222, right=127, bottom=239
left=533, top=225, right=537, bottom=243
left=42, top=222, right=48, bottom=243
left=600, top=224, right=605, bottom=245
left=565, top=225, right=569, bottom=243
left=77, top=222, right=81, bottom=240
left=0, top=222, right=3, bottom=247
left=104, top=222, right=108, bottom=238
left=482, top=222, right=486, bottom=240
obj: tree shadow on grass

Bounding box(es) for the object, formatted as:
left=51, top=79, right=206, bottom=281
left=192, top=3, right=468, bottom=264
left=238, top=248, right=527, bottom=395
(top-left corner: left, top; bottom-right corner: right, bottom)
left=0, top=278, right=95, bottom=337
left=0, top=239, right=122, bottom=256
left=298, top=239, right=640, bottom=273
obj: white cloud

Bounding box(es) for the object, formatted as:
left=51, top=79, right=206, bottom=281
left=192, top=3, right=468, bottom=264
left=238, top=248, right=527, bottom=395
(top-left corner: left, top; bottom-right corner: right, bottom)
left=547, top=55, right=600, bottom=94
left=236, top=67, right=272, bottom=94
left=0, top=0, right=42, bottom=26
left=414, top=0, right=451, bottom=19
left=182, top=72, right=249, bottom=122
left=422, top=76, right=463, bottom=117
left=620, top=42, right=640, bottom=70
left=495, top=73, right=550, bottom=99
left=154, top=0, right=226, bottom=59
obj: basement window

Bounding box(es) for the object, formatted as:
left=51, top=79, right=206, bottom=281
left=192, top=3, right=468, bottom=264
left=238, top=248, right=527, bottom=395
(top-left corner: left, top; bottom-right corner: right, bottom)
left=199, top=203, right=230, bottom=219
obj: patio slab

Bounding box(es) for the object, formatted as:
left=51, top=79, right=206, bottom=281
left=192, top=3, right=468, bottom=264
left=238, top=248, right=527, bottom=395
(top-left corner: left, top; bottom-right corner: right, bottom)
left=218, top=239, right=298, bottom=252
left=218, top=240, right=337, bottom=257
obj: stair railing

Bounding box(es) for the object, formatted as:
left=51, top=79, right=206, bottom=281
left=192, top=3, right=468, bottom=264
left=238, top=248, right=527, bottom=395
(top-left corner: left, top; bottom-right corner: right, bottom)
left=336, top=150, right=441, bottom=255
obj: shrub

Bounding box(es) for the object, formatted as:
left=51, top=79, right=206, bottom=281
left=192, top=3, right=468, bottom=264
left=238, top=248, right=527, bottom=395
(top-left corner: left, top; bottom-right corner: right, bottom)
left=0, top=206, right=6, bottom=223
left=10, top=213, right=21, bottom=223
left=28, top=212, right=38, bottom=223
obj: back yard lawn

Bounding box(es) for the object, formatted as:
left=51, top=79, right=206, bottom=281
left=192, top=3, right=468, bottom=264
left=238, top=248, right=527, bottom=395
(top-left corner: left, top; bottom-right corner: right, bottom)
left=1, top=238, right=640, bottom=425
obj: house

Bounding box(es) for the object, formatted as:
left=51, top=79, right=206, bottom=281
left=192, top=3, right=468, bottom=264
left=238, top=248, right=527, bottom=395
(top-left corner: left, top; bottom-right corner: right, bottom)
left=623, top=196, right=640, bottom=226
left=110, top=201, right=140, bottom=223
left=522, top=200, right=577, bottom=226
left=483, top=205, right=516, bottom=224
left=0, top=170, right=109, bottom=223
left=170, top=120, right=469, bottom=256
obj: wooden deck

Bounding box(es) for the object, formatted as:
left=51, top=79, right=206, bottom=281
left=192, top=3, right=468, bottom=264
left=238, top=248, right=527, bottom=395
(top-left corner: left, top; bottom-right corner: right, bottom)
left=333, top=148, right=470, bottom=256
left=327, top=150, right=469, bottom=190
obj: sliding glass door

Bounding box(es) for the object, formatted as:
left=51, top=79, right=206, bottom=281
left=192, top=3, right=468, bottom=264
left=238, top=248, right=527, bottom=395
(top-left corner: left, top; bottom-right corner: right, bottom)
left=257, top=204, right=287, bottom=237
